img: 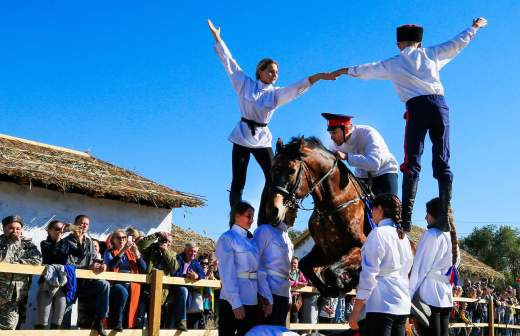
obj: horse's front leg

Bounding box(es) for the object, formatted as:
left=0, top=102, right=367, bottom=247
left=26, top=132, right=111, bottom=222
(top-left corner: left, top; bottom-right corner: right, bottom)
left=329, top=246, right=362, bottom=294
left=299, top=245, right=339, bottom=298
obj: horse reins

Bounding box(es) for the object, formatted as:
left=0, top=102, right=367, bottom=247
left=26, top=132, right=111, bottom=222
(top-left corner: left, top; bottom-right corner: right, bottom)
left=276, top=156, right=373, bottom=220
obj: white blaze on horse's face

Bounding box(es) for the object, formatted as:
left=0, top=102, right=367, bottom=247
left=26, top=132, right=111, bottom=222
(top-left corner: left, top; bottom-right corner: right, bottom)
left=273, top=193, right=288, bottom=223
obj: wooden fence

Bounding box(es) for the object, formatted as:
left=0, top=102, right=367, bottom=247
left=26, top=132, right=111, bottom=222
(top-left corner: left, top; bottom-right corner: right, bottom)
left=0, top=263, right=519, bottom=335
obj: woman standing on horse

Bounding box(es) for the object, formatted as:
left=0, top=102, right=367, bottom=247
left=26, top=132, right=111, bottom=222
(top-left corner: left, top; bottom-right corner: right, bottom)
left=215, top=202, right=272, bottom=335
left=348, top=194, right=413, bottom=336
left=409, top=198, right=458, bottom=336
left=208, top=19, right=338, bottom=222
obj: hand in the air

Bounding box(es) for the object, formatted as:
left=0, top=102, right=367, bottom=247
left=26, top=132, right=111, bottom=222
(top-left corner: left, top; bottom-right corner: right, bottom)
left=208, top=19, right=222, bottom=42
left=331, top=68, right=348, bottom=78
left=472, top=17, right=488, bottom=29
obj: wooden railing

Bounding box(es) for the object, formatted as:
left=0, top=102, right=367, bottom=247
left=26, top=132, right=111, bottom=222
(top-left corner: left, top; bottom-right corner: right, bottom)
left=1, top=263, right=519, bottom=335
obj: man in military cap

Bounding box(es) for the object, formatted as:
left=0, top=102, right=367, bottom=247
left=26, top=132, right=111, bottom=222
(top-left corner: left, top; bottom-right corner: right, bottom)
left=0, top=215, right=42, bottom=330
left=323, top=113, right=399, bottom=195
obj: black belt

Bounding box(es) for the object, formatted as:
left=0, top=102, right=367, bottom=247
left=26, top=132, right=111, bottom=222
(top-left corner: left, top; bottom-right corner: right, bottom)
left=241, top=117, right=267, bottom=136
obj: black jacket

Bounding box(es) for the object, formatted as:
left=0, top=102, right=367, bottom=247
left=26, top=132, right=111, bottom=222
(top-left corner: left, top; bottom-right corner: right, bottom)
left=41, top=236, right=84, bottom=265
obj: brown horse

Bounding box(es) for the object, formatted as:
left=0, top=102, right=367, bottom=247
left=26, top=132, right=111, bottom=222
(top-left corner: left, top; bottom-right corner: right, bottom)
left=269, top=136, right=373, bottom=297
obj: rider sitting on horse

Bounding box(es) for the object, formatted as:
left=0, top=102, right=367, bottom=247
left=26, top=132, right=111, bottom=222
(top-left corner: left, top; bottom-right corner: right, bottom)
left=323, top=113, right=399, bottom=195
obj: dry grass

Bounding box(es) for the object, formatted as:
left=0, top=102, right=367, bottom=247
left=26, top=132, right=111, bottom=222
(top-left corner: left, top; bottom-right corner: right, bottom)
left=171, top=224, right=215, bottom=256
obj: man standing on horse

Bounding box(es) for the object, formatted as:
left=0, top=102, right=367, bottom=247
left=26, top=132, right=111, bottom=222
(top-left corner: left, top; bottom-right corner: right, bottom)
left=323, top=113, right=399, bottom=195
left=331, top=18, right=488, bottom=232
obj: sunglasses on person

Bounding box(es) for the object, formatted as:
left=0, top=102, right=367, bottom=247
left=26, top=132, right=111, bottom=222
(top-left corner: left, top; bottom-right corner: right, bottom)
left=115, top=235, right=127, bottom=241
left=52, top=226, right=64, bottom=233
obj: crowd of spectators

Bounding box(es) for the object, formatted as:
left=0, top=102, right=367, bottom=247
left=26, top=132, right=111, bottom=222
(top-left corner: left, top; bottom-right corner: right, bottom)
left=1, top=213, right=520, bottom=335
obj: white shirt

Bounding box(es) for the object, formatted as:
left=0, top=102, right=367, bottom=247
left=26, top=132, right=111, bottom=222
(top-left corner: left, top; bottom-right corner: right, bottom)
left=319, top=297, right=338, bottom=318
left=409, top=227, right=454, bottom=308
left=246, top=325, right=299, bottom=336
left=348, top=27, right=478, bottom=102
left=329, top=125, right=398, bottom=178
left=216, top=225, right=272, bottom=309
left=253, top=223, right=294, bottom=300
left=214, top=39, right=312, bottom=148
left=356, top=218, right=413, bottom=315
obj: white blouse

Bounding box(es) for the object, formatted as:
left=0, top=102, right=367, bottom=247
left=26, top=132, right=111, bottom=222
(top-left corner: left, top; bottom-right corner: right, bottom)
left=253, top=223, right=294, bottom=300
left=216, top=224, right=272, bottom=309
left=329, top=125, right=398, bottom=178
left=214, top=39, right=312, bottom=148
left=409, top=227, right=454, bottom=308
left=356, top=218, right=413, bottom=315
left=348, top=27, right=479, bottom=102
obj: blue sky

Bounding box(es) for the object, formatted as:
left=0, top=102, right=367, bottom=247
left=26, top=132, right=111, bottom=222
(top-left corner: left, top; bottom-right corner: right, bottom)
left=1, top=1, right=519, bottom=239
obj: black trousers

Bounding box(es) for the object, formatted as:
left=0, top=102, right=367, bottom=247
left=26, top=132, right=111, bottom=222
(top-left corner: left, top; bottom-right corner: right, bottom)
left=400, top=94, right=452, bottom=182
left=416, top=306, right=451, bottom=336
left=262, top=294, right=289, bottom=326
left=361, top=172, right=398, bottom=196
left=365, top=312, right=408, bottom=336
left=231, top=143, right=274, bottom=223
left=218, top=299, right=258, bottom=336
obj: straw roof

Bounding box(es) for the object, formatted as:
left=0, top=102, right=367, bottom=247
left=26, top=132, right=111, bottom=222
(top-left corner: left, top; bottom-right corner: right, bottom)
left=0, top=134, right=205, bottom=209
left=292, top=225, right=505, bottom=281
left=171, top=224, right=215, bottom=256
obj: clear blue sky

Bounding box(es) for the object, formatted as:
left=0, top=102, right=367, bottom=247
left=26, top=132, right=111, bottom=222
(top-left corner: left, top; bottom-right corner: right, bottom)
left=1, top=1, right=518, bottom=239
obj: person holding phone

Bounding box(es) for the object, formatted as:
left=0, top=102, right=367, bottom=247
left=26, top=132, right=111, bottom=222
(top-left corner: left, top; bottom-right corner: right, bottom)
left=36, top=220, right=84, bottom=329
left=64, top=215, right=110, bottom=336
left=104, top=229, right=146, bottom=331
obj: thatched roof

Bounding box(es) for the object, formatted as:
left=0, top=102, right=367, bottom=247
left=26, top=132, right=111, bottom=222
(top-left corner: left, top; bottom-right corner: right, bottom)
left=292, top=225, right=505, bottom=281
left=0, top=134, right=205, bottom=209
left=171, top=224, right=215, bottom=256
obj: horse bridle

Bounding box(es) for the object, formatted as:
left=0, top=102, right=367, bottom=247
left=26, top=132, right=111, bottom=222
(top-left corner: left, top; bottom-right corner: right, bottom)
left=273, top=155, right=373, bottom=218
left=272, top=157, right=336, bottom=208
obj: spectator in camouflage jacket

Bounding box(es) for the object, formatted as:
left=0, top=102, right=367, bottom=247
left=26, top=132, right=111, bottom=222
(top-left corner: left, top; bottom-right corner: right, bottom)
left=0, top=215, right=42, bottom=330
left=135, top=231, right=179, bottom=328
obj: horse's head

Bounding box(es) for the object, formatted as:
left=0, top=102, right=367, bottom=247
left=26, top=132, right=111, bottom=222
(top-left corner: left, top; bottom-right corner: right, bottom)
left=269, top=136, right=335, bottom=222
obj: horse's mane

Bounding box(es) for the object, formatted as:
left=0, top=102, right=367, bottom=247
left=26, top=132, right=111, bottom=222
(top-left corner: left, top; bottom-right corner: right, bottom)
left=283, top=136, right=334, bottom=158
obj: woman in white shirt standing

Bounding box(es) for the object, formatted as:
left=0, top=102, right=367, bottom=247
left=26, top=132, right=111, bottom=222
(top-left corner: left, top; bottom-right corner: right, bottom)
left=349, top=194, right=413, bottom=336
left=253, top=207, right=297, bottom=326
left=208, top=19, right=338, bottom=223
left=409, top=197, right=457, bottom=336
left=216, top=201, right=272, bottom=336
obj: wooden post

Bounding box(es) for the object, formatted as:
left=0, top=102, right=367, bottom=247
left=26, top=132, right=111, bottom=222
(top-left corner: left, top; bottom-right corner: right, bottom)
left=148, top=269, right=164, bottom=336
left=488, top=296, right=494, bottom=336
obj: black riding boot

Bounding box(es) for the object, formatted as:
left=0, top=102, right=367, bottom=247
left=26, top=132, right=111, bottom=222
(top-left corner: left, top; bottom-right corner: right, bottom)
left=436, top=179, right=452, bottom=232
left=229, top=190, right=242, bottom=208
left=257, top=183, right=271, bottom=224
left=401, top=174, right=419, bottom=232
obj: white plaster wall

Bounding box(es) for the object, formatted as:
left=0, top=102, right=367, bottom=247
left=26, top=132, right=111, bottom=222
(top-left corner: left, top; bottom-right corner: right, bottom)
left=0, top=181, right=173, bottom=239
left=0, top=181, right=175, bottom=329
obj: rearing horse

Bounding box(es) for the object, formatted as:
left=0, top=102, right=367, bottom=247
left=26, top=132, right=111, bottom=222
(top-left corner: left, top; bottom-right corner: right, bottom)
left=269, top=136, right=373, bottom=297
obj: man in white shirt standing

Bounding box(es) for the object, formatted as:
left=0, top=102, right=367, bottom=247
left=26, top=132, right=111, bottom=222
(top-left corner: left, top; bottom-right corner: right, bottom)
left=332, top=18, right=488, bottom=233
left=323, top=113, right=399, bottom=195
